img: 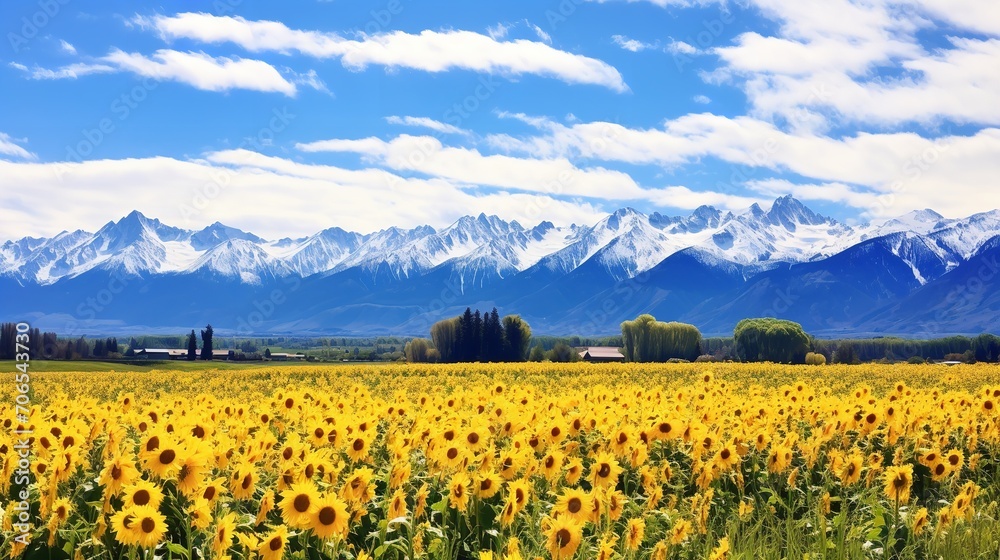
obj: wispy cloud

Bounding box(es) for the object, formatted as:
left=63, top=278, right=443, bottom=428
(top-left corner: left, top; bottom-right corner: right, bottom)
left=139, top=12, right=629, bottom=91
left=0, top=132, right=36, bottom=161
left=612, top=34, right=659, bottom=52
left=385, top=116, right=469, bottom=136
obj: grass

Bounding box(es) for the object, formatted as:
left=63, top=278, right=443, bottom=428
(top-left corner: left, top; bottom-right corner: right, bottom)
left=0, top=358, right=366, bottom=373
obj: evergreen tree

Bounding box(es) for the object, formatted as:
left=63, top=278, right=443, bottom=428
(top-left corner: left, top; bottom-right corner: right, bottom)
left=94, top=339, right=106, bottom=358
left=460, top=308, right=475, bottom=361
left=200, top=324, right=214, bottom=361
left=502, top=315, right=532, bottom=361
left=187, top=330, right=198, bottom=361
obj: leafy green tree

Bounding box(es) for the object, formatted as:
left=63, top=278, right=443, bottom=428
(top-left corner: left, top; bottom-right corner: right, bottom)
left=529, top=345, right=546, bottom=362
left=404, top=338, right=434, bottom=363
left=734, top=318, right=811, bottom=364
left=621, top=314, right=701, bottom=362
left=502, top=315, right=532, bottom=361
left=546, top=342, right=580, bottom=362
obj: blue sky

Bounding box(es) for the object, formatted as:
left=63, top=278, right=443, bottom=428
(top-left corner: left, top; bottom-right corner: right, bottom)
left=1, top=0, right=998, bottom=240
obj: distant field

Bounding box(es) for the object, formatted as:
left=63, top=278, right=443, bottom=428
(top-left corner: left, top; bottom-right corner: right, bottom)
left=0, top=358, right=363, bottom=372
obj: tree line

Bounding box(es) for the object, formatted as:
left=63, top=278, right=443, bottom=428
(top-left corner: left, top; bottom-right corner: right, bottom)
left=406, top=307, right=533, bottom=362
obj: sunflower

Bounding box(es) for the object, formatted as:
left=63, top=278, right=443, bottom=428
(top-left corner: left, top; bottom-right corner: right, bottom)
left=767, top=444, right=793, bottom=473
left=189, top=498, right=213, bottom=530
left=541, top=451, right=564, bottom=481
left=279, top=482, right=321, bottom=528
left=929, top=460, right=950, bottom=482
left=911, top=507, right=930, bottom=535
left=230, top=463, right=257, bottom=500
left=311, top=493, right=350, bottom=540
left=588, top=452, right=622, bottom=489
left=466, top=473, right=496, bottom=500
left=387, top=488, right=408, bottom=520
left=258, top=525, right=290, bottom=560
left=544, top=516, right=583, bottom=559
left=607, top=490, right=626, bottom=521
left=122, top=480, right=164, bottom=510
left=346, top=435, right=371, bottom=463
left=883, top=464, right=913, bottom=503
left=553, top=487, right=591, bottom=523
left=340, top=467, right=375, bottom=504
left=506, top=478, right=532, bottom=514
left=131, top=506, right=168, bottom=548
left=175, top=445, right=211, bottom=497
left=839, top=453, right=863, bottom=486
left=99, top=453, right=140, bottom=496
left=624, top=518, right=645, bottom=551
left=944, top=449, right=964, bottom=472
left=449, top=472, right=471, bottom=512
left=670, top=518, right=692, bottom=545
left=212, top=512, right=239, bottom=557
left=201, top=477, right=227, bottom=503
left=110, top=507, right=140, bottom=547
left=564, top=458, right=584, bottom=485
left=709, top=536, right=730, bottom=560
left=143, top=437, right=182, bottom=479
left=256, top=490, right=276, bottom=525
left=713, top=445, right=739, bottom=472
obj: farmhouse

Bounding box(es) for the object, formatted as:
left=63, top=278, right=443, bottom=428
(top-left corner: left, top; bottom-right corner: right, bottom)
left=269, top=352, right=307, bottom=361
left=578, top=347, right=625, bottom=362
left=135, top=348, right=188, bottom=360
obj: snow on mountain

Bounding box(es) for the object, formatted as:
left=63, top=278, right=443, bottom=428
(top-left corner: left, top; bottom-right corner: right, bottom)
left=273, top=227, right=365, bottom=277
left=332, top=225, right=437, bottom=279
left=191, top=238, right=292, bottom=284
left=3, top=198, right=999, bottom=289
left=445, top=221, right=579, bottom=288
left=928, top=210, right=1000, bottom=259
left=190, top=222, right=263, bottom=250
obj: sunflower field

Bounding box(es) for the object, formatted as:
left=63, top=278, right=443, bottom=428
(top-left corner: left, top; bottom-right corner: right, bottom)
left=3, top=362, right=1000, bottom=559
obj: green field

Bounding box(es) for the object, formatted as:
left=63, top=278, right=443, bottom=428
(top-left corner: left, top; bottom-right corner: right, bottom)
left=0, top=359, right=358, bottom=373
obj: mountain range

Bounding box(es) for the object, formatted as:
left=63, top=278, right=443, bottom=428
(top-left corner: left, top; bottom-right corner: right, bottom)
left=2, top=196, right=998, bottom=337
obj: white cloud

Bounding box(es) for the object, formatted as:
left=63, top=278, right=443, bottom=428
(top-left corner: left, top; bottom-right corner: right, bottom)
left=104, top=49, right=300, bottom=95
left=693, top=94, right=711, bottom=104
left=10, top=61, right=116, bottom=79
left=476, top=113, right=1000, bottom=218
left=487, top=23, right=511, bottom=40
left=142, top=13, right=628, bottom=91
left=0, top=154, right=608, bottom=241
left=385, top=116, right=469, bottom=136
left=297, top=134, right=652, bottom=200
left=0, top=133, right=36, bottom=160
left=59, top=39, right=77, bottom=55
left=612, top=34, right=658, bottom=52
left=529, top=23, right=552, bottom=44
left=666, top=40, right=698, bottom=55
left=15, top=49, right=304, bottom=96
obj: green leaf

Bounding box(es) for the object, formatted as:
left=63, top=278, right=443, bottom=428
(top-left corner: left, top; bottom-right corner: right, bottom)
left=165, top=542, right=191, bottom=560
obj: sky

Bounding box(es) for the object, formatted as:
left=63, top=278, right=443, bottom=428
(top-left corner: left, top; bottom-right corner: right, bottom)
left=1, top=0, right=999, bottom=241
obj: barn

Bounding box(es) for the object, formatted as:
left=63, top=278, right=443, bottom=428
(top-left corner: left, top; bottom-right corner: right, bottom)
left=578, top=347, right=626, bottom=362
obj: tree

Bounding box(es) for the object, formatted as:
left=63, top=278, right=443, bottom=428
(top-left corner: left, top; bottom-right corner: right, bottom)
left=529, top=345, right=546, bottom=362
left=405, top=338, right=434, bottom=363
left=734, top=318, right=811, bottom=364
left=805, top=352, right=827, bottom=365
left=621, top=315, right=701, bottom=362
left=431, top=317, right=461, bottom=362
left=187, top=330, right=198, bottom=361
left=200, top=324, right=214, bottom=361
left=546, top=342, right=580, bottom=362
left=94, top=339, right=106, bottom=358
left=264, top=348, right=272, bottom=359
left=832, top=342, right=859, bottom=365
left=502, top=315, right=532, bottom=361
